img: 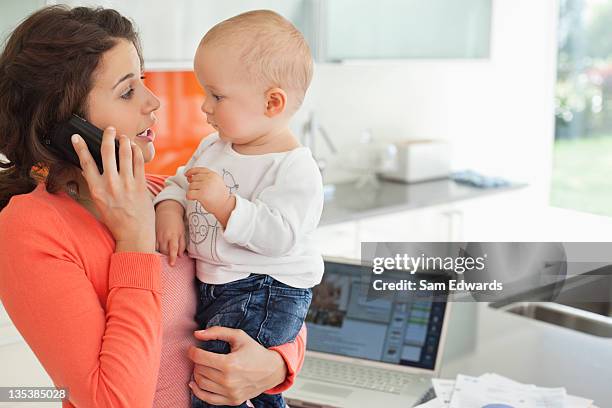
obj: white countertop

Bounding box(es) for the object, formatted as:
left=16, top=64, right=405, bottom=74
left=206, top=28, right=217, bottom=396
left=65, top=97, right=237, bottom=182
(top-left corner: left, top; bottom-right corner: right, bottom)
left=440, top=302, right=611, bottom=406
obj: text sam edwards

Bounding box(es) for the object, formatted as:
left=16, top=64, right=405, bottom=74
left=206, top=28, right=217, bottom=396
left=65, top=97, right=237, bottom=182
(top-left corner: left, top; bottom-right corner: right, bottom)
left=372, top=279, right=503, bottom=291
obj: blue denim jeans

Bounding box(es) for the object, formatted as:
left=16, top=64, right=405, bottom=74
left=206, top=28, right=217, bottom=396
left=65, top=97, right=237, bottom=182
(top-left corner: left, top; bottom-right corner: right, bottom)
left=191, top=274, right=312, bottom=408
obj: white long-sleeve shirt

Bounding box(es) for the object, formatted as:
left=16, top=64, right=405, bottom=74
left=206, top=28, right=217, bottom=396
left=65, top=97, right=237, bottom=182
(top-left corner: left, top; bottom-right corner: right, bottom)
left=153, top=134, right=324, bottom=288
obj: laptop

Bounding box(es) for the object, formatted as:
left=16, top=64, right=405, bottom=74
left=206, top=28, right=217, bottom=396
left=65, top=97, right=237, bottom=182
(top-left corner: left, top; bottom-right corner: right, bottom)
left=285, top=257, right=451, bottom=408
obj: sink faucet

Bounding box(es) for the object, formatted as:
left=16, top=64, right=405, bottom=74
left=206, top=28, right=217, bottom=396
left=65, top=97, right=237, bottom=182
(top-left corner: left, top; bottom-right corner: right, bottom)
left=301, top=111, right=337, bottom=174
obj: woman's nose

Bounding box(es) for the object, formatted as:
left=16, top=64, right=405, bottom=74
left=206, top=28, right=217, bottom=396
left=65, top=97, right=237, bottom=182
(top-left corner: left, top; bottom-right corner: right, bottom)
left=144, top=87, right=161, bottom=113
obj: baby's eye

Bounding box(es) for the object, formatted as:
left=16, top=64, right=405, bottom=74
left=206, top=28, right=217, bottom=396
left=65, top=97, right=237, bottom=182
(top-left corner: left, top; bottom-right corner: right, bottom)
left=121, top=87, right=134, bottom=100
left=212, top=94, right=223, bottom=101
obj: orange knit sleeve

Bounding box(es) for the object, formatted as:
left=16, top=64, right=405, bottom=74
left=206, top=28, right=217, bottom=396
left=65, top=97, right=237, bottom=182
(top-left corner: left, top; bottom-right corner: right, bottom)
left=266, top=324, right=307, bottom=394
left=145, top=174, right=168, bottom=196
left=0, top=197, right=162, bottom=408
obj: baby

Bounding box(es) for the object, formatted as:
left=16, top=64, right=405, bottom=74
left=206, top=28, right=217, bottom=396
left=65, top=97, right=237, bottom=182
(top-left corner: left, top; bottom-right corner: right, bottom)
left=153, top=10, right=323, bottom=408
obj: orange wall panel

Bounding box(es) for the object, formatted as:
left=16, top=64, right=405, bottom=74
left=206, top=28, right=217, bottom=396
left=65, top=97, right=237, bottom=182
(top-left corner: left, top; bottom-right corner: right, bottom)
left=143, top=71, right=215, bottom=175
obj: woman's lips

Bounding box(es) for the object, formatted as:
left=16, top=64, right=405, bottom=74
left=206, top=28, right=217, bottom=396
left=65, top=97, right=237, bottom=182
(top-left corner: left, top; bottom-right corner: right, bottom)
left=135, top=128, right=155, bottom=143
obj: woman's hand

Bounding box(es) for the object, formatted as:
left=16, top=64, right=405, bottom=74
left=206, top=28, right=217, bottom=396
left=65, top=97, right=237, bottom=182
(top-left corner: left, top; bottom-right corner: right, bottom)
left=71, top=127, right=155, bottom=253
left=188, top=327, right=287, bottom=406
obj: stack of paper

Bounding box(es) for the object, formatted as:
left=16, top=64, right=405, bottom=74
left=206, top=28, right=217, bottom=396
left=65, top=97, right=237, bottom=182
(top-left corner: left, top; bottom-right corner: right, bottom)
left=415, top=373, right=596, bottom=408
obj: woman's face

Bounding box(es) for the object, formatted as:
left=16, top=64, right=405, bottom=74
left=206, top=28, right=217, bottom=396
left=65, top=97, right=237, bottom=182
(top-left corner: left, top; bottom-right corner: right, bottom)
left=86, top=39, right=160, bottom=162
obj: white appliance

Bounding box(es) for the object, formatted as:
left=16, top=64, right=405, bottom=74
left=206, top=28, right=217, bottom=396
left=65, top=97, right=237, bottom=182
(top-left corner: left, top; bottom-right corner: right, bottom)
left=380, top=140, right=451, bottom=183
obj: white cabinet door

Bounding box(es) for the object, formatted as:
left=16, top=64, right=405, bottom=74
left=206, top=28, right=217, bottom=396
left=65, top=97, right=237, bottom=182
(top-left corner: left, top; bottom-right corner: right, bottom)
left=316, top=204, right=459, bottom=261
left=357, top=204, right=458, bottom=243
left=57, top=1, right=312, bottom=63
left=313, top=221, right=359, bottom=260
left=315, top=189, right=538, bottom=262
left=325, top=0, right=492, bottom=60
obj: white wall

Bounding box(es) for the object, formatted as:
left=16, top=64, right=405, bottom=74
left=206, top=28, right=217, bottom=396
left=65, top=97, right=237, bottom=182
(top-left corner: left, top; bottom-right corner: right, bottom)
left=301, top=0, right=559, bottom=205
left=0, top=0, right=45, bottom=43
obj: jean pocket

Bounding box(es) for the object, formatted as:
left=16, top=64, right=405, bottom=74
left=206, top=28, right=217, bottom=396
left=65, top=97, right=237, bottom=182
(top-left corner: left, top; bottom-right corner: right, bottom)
left=214, top=274, right=267, bottom=297
left=257, top=287, right=312, bottom=347
left=205, top=290, right=253, bottom=329
left=196, top=282, right=216, bottom=311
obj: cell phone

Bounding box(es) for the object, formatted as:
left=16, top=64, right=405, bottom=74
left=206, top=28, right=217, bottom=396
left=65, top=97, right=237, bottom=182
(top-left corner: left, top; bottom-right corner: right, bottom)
left=46, top=114, right=120, bottom=173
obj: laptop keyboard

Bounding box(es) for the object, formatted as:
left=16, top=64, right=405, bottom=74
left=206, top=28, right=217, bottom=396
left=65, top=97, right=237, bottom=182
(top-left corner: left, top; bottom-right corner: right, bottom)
left=300, top=357, right=422, bottom=394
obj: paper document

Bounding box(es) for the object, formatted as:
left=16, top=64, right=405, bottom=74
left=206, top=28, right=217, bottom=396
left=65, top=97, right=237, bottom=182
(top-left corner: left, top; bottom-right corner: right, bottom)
left=426, top=373, right=593, bottom=408
left=448, top=374, right=566, bottom=408
left=432, top=378, right=455, bottom=406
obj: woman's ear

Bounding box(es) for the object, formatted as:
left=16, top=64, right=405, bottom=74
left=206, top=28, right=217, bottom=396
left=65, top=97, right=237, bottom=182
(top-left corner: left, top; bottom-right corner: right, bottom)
left=264, top=88, right=287, bottom=117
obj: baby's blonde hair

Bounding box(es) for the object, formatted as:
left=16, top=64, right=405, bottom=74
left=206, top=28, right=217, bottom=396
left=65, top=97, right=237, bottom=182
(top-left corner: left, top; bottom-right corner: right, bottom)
left=201, top=10, right=313, bottom=112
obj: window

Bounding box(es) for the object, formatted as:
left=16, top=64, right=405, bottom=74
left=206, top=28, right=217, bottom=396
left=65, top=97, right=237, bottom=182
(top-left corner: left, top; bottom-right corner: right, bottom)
left=552, top=0, right=612, bottom=216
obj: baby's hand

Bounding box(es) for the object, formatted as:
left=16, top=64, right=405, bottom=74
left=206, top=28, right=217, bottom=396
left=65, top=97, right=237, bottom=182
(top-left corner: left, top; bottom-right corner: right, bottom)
left=185, top=167, right=231, bottom=215
left=155, top=200, right=186, bottom=266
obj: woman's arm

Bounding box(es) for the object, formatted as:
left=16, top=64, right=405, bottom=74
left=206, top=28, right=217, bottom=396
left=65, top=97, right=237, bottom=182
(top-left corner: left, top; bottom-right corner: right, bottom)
left=0, top=198, right=162, bottom=407
left=267, top=324, right=307, bottom=394
left=1, top=127, right=163, bottom=407
left=187, top=325, right=307, bottom=405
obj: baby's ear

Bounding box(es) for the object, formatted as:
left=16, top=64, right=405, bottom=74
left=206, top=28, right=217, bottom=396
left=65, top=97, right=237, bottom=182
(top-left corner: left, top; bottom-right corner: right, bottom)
left=264, top=88, right=287, bottom=117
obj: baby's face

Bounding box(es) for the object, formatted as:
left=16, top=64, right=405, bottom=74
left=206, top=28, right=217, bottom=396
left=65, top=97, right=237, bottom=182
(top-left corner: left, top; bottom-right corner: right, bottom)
left=194, top=45, right=269, bottom=145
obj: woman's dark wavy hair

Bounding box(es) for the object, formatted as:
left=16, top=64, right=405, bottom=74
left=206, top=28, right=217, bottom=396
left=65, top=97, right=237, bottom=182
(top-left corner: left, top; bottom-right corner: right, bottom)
left=0, top=5, right=143, bottom=210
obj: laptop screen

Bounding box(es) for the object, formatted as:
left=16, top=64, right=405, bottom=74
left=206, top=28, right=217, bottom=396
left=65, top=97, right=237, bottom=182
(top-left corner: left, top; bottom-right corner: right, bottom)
left=306, top=260, right=449, bottom=370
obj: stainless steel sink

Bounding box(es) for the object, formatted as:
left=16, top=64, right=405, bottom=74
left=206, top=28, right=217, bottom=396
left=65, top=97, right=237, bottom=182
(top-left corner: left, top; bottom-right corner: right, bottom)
left=494, top=302, right=612, bottom=338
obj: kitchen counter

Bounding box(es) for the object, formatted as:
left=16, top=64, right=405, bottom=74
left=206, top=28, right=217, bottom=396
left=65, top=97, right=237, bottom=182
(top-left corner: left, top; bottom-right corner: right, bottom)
left=321, top=178, right=526, bottom=226
left=440, top=302, right=612, bottom=406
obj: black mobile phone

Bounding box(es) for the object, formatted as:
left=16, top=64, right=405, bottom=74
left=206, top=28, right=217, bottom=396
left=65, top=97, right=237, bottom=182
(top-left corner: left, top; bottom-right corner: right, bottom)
left=46, top=114, right=120, bottom=173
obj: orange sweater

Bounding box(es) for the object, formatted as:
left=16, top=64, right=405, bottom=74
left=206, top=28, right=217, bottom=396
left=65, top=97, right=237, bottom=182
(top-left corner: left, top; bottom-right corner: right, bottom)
left=0, top=180, right=305, bottom=407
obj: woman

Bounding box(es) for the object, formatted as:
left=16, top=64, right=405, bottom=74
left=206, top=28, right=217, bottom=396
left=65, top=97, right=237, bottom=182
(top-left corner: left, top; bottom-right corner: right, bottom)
left=0, top=5, right=305, bottom=407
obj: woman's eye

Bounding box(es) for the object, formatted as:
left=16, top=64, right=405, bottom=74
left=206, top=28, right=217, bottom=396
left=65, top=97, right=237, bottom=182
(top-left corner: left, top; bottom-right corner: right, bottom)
left=121, top=87, right=134, bottom=100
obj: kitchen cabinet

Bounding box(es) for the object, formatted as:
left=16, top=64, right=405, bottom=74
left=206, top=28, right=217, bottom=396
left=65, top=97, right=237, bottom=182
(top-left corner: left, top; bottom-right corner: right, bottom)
left=41, top=0, right=490, bottom=64
left=315, top=204, right=458, bottom=260
left=357, top=203, right=461, bottom=243
left=323, top=0, right=492, bottom=60
left=313, top=220, right=360, bottom=259
left=315, top=188, right=529, bottom=260
left=55, top=0, right=315, bottom=65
